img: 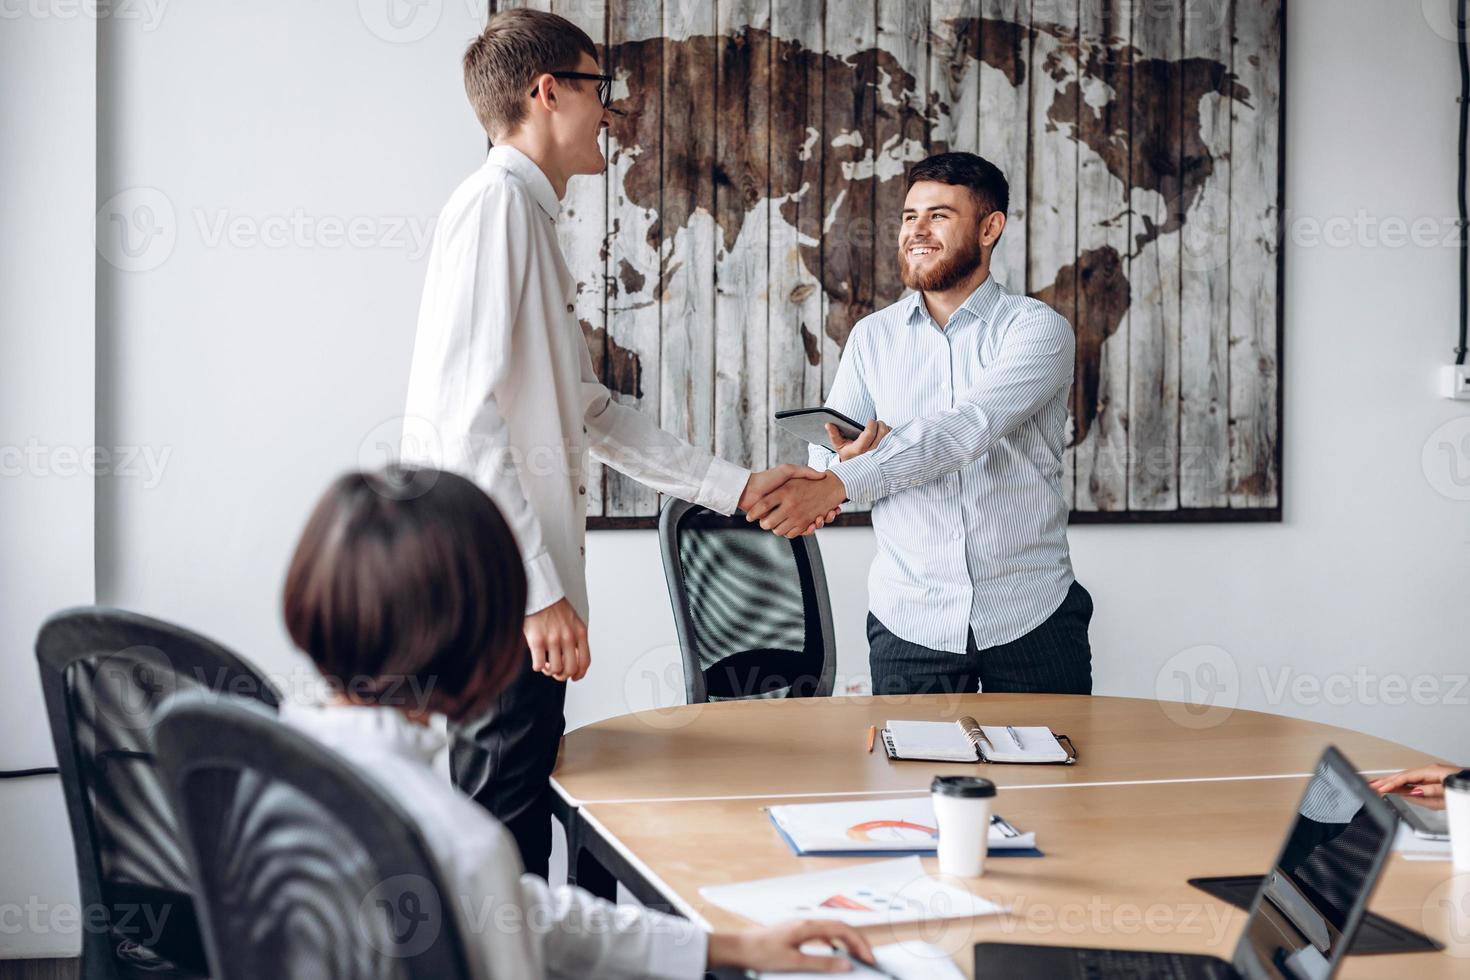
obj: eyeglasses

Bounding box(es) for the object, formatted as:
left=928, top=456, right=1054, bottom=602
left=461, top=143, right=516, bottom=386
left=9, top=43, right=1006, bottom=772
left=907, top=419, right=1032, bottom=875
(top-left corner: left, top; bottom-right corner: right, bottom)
left=530, top=71, right=624, bottom=115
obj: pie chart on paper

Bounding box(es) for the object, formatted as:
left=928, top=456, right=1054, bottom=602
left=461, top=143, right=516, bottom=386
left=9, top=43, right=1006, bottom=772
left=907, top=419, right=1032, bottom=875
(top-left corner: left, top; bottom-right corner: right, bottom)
left=846, top=819, right=938, bottom=844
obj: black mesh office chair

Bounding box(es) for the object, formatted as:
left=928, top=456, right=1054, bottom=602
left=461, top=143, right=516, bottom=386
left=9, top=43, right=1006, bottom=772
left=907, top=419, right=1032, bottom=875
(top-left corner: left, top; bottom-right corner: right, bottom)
left=151, top=692, right=472, bottom=980
left=658, top=498, right=836, bottom=703
left=35, top=607, right=281, bottom=980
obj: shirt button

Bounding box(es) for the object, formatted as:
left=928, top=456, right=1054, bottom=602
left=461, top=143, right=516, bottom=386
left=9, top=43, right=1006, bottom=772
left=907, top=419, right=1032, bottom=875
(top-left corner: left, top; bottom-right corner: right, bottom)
left=951, top=531, right=962, bottom=541
left=579, top=545, right=586, bottom=556
left=566, top=303, right=575, bottom=313
left=578, top=485, right=586, bottom=495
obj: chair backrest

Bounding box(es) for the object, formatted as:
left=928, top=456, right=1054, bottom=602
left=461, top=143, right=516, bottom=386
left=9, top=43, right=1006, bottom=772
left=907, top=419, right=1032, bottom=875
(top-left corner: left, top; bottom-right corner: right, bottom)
left=34, top=606, right=281, bottom=980
left=151, top=692, right=472, bottom=980
left=658, top=498, right=837, bottom=703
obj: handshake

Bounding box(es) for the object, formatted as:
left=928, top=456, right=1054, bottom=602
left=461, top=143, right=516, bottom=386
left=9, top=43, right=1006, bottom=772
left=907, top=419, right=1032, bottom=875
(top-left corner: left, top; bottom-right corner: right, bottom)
left=739, top=419, right=891, bottom=538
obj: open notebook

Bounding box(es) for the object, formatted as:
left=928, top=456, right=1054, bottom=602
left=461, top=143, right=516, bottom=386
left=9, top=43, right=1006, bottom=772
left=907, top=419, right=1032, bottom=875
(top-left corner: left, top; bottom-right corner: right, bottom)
left=882, top=717, right=1074, bottom=764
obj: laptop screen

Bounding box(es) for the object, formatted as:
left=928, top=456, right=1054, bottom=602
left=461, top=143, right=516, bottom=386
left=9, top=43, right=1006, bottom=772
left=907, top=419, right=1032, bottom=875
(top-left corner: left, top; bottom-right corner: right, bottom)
left=1233, top=749, right=1396, bottom=980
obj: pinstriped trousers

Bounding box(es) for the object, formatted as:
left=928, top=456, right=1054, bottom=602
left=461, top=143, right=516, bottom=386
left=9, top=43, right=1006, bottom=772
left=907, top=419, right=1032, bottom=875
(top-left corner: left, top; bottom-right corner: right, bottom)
left=868, top=581, right=1094, bottom=696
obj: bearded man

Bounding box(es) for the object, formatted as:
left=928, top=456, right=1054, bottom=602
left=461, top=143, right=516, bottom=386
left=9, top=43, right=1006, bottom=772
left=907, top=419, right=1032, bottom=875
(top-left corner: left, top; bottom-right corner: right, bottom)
left=745, top=152, right=1094, bottom=697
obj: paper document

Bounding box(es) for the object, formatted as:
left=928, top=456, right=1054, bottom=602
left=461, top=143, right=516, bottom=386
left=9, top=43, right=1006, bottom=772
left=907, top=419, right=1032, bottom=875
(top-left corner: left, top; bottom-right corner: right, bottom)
left=756, top=940, right=965, bottom=979
left=1394, top=823, right=1454, bottom=861
left=767, top=796, right=1037, bottom=855
left=700, top=856, right=1006, bottom=927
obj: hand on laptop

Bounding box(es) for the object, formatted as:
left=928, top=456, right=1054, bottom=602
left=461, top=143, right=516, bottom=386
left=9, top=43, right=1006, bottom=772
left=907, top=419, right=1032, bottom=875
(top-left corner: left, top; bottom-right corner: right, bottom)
left=1368, top=763, right=1462, bottom=801
left=827, top=419, right=890, bottom=462
left=707, top=919, right=876, bottom=973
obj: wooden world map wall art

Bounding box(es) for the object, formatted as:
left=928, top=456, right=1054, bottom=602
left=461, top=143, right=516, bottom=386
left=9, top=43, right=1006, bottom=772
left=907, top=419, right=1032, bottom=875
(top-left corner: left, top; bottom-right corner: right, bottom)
left=489, top=0, right=1284, bottom=526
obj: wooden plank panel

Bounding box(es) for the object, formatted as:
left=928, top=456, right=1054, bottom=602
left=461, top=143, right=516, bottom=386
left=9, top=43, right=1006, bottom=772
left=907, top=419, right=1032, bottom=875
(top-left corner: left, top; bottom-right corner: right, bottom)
left=713, top=1, right=771, bottom=471
left=552, top=0, right=608, bottom=517
left=604, top=0, right=664, bottom=516
left=874, top=0, right=930, bottom=315
left=976, top=0, right=1030, bottom=293
left=1069, top=0, right=1130, bottom=512
left=660, top=1, right=718, bottom=459
left=1026, top=0, right=1078, bottom=514
left=1227, top=0, right=1281, bottom=508
left=1126, top=0, right=1182, bottom=510
left=766, top=0, right=826, bottom=467
left=1179, top=0, right=1232, bottom=508
left=821, top=0, right=878, bottom=398
left=928, top=0, right=978, bottom=155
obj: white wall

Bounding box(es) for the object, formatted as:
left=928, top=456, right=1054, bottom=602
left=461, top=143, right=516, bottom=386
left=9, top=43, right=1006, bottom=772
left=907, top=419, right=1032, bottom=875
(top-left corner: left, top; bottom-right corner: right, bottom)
left=0, top=6, right=95, bottom=960
left=4, top=0, right=1469, bottom=959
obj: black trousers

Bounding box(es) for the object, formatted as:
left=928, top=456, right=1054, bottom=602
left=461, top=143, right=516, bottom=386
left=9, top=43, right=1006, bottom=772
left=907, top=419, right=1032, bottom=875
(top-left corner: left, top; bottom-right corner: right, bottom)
left=450, top=655, right=566, bottom=878
left=868, top=581, right=1094, bottom=696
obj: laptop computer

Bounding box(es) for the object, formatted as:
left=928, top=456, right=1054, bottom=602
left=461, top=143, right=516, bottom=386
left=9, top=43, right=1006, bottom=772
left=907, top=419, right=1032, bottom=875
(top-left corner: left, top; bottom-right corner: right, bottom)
left=974, top=746, right=1401, bottom=980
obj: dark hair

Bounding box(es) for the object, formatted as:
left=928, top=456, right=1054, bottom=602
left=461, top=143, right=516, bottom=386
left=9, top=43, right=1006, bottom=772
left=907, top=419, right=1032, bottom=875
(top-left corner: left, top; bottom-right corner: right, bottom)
left=463, top=8, right=599, bottom=139
left=906, top=152, right=1009, bottom=218
left=283, top=466, right=527, bottom=722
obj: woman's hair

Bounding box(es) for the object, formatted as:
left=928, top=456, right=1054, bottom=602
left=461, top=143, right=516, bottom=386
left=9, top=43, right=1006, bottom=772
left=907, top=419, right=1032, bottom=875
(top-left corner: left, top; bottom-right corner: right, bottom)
left=283, top=466, right=527, bottom=721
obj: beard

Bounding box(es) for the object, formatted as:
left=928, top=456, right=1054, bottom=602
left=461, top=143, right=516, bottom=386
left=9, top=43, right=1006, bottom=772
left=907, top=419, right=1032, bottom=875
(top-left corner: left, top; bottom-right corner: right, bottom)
left=898, top=235, right=984, bottom=292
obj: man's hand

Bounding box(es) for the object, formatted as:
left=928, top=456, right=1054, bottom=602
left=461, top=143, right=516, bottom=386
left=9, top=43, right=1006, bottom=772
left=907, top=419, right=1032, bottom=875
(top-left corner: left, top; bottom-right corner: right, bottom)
left=523, top=597, right=589, bottom=682
left=707, top=920, right=876, bottom=973
left=745, top=471, right=847, bottom=538
left=827, top=419, right=890, bottom=462
left=739, top=463, right=826, bottom=513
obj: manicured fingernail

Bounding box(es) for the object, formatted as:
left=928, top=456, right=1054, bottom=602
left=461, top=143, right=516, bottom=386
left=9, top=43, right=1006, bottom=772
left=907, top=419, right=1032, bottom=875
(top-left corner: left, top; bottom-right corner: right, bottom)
left=1410, top=787, right=1423, bottom=795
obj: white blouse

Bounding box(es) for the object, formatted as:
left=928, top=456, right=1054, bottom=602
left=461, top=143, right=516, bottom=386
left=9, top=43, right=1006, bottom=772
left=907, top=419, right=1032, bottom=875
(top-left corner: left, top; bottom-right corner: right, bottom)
left=280, top=702, right=707, bottom=980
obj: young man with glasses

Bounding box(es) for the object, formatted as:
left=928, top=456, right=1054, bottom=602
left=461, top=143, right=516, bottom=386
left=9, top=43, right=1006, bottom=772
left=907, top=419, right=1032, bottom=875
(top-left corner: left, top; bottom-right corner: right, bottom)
left=401, top=10, right=832, bottom=879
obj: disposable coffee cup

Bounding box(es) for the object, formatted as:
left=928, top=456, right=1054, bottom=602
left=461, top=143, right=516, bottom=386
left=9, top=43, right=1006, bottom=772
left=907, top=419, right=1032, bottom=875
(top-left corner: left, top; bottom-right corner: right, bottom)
left=1445, top=769, right=1470, bottom=871
left=931, top=775, right=996, bottom=877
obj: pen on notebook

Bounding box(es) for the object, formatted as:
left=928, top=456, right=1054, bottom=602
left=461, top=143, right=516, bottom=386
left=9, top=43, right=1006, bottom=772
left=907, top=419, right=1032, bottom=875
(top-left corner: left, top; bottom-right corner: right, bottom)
left=828, top=942, right=899, bottom=979
left=1006, top=725, right=1024, bottom=750
left=865, top=725, right=877, bottom=753
left=991, top=814, right=1020, bottom=838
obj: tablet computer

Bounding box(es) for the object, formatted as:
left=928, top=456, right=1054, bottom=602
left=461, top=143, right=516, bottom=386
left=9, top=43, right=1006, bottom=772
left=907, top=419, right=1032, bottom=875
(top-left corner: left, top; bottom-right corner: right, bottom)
left=1383, top=792, right=1451, bottom=840
left=773, top=407, right=865, bottom=451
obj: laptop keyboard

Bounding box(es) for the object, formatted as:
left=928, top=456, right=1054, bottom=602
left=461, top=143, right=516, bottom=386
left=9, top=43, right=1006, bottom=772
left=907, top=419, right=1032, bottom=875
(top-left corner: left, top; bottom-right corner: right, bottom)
left=1072, top=948, right=1209, bottom=979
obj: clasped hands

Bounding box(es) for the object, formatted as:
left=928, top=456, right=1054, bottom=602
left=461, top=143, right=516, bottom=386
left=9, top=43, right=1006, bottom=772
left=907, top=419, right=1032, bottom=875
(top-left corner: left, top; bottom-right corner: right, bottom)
left=740, top=419, right=891, bottom=538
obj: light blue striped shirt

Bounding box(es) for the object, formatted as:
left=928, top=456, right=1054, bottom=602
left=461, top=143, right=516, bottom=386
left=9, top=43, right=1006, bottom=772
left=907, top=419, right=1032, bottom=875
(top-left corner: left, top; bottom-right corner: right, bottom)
left=810, top=275, right=1076, bottom=654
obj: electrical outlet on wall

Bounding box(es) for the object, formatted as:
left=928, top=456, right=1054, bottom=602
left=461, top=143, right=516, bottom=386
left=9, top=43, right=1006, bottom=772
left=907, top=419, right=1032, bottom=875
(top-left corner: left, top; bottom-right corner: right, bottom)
left=1442, top=365, right=1470, bottom=400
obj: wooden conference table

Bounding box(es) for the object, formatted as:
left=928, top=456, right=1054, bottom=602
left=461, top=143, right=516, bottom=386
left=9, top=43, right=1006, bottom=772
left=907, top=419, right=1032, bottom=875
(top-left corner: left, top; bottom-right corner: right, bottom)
left=549, top=695, right=1468, bottom=977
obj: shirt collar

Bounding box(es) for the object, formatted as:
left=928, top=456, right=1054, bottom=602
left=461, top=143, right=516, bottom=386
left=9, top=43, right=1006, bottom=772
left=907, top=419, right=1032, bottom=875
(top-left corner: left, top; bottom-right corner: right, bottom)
left=485, top=144, right=561, bottom=220
left=906, top=274, right=1004, bottom=330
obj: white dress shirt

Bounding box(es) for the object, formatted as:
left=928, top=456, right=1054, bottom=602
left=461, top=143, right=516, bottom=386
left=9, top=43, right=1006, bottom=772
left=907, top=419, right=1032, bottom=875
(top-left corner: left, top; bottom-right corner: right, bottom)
left=280, top=702, right=708, bottom=980
left=404, top=145, right=750, bottom=618
left=810, top=276, right=1076, bottom=653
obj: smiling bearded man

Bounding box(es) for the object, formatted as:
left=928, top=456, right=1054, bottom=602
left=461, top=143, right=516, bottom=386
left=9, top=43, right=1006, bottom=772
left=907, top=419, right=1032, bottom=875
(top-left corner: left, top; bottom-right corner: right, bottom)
left=747, top=152, right=1095, bottom=699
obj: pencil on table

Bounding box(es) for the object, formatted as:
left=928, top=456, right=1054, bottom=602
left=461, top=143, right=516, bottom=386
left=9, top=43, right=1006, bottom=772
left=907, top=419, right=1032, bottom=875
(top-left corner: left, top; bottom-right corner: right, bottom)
left=866, top=725, right=877, bottom=753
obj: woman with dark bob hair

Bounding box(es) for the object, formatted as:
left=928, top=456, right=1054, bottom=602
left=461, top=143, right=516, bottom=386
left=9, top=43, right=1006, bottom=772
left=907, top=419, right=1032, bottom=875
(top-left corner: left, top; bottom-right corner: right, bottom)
left=280, top=466, right=875, bottom=979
